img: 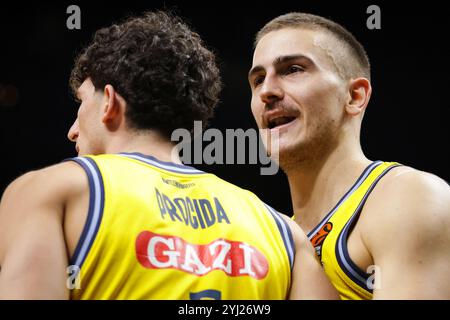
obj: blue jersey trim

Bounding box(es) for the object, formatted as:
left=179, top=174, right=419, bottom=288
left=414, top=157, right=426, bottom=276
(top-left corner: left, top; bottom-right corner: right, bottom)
left=307, top=161, right=383, bottom=239
left=265, top=205, right=295, bottom=270
left=65, top=157, right=105, bottom=269
left=335, top=163, right=402, bottom=293
left=118, top=152, right=206, bottom=175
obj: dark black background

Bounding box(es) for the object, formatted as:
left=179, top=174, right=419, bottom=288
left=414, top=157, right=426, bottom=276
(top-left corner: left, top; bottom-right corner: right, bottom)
left=1, top=1, right=449, bottom=214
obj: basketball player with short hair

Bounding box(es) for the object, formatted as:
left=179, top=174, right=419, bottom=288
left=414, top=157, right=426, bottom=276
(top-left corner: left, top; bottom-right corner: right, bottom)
left=248, top=12, right=450, bottom=299
left=0, top=11, right=336, bottom=300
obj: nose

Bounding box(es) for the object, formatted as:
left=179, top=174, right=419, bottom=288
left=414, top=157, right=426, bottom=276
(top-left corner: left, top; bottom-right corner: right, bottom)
left=67, top=118, right=79, bottom=142
left=259, top=75, right=284, bottom=107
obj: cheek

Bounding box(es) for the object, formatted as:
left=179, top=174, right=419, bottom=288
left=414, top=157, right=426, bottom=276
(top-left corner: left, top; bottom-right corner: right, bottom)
left=77, top=102, right=88, bottom=119
left=77, top=110, right=88, bottom=132
left=77, top=103, right=96, bottom=136
left=302, top=81, right=343, bottom=117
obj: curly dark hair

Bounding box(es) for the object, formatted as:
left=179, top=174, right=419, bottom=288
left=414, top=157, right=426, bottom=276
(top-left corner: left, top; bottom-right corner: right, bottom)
left=70, top=11, right=221, bottom=137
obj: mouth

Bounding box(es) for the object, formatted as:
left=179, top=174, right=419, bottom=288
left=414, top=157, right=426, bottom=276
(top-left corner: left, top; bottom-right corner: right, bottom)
left=267, top=116, right=297, bottom=130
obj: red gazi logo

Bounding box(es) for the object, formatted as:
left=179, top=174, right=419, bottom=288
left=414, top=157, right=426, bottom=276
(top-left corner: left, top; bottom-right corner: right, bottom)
left=136, top=231, right=269, bottom=279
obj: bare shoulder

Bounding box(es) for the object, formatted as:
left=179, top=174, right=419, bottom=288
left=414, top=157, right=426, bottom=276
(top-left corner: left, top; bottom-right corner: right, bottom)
left=279, top=214, right=302, bottom=236
left=368, top=165, right=450, bottom=215
left=279, top=214, right=310, bottom=250
left=361, top=165, right=450, bottom=251
left=0, top=161, right=88, bottom=263
left=0, top=161, right=88, bottom=233
left=384, top=165, right=449, bottom=196
left=1, top=161, right=88, bottom=203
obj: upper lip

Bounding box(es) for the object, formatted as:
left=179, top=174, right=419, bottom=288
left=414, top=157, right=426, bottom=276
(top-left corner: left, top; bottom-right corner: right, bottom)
left=263, top=109, right=299, bottom=129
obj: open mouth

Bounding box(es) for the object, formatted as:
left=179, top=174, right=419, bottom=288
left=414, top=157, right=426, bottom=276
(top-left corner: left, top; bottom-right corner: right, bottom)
left=268, top=116, right=297, bottom=129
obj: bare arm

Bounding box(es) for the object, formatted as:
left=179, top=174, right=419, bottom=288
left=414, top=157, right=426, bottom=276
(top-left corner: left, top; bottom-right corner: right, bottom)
left=0, top=162, right=85, bottom=299
left=281, top=216, right=338, bottom=300
left=365, top=170, right=450, bottom=299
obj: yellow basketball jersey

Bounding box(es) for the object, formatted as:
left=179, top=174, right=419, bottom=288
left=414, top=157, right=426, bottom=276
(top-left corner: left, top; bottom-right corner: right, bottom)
left=307, top=161, right=401, bottom=300
left=67, top=153, right=294, bottom=300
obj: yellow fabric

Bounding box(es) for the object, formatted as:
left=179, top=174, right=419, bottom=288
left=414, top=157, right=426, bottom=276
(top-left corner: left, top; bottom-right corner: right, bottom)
left=69, top=153, right=292, bottom=300
left=307, top=161, right=401, bottom=300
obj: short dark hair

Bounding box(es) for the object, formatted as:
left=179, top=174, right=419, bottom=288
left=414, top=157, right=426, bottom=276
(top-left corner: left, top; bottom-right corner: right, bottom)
left=255, top=12, right=370, bottom=80
left=70, top=11, right=221, bottom=137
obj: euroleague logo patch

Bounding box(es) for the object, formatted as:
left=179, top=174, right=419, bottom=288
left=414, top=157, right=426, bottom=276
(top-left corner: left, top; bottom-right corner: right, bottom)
left=136, top=231, right=269, bottom=279
left=310, top=222, right=333, bottom=261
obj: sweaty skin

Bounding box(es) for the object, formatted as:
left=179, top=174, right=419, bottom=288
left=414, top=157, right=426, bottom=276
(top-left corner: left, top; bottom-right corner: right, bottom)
left=250, top=26, right=450, bottom=299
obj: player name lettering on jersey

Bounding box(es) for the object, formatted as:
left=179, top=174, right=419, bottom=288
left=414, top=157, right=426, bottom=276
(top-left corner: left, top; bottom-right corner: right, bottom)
left=155, top=188, right=231, bottom=229
left=136, top=231, right=269, bottom=279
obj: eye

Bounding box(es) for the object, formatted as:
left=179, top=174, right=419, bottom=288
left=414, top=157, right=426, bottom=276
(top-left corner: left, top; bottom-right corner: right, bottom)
left=253, top=75, right=265, bottom=87
left=285, top=65, right=304, bottom=75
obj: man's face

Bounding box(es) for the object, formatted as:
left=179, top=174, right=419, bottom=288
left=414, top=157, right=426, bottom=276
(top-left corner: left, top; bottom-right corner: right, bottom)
left=67, top=78, right=105, bottom=155
left=249, top=28, right=348, bottom=168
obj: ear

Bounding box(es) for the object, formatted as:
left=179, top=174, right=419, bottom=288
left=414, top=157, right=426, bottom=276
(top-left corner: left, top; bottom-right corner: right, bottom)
left=101, top=84, right=121, bottom=124
left=345, top=77, right=372, bottom=116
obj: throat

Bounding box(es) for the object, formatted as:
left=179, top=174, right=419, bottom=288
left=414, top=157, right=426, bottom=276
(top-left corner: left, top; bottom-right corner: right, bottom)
left=293, top=203, right=331, bottom=235
left=289, top=158, right=373, bottom=234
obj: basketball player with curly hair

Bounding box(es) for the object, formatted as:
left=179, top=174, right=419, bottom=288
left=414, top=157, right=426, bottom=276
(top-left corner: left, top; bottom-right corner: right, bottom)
left=0, top=11, right=336, bottom=300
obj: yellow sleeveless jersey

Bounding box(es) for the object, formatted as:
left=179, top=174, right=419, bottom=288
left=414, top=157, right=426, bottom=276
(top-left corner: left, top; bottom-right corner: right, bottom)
left=306, top=161, right=402, bottom=300
left=66, top=153, right=294, bottom=300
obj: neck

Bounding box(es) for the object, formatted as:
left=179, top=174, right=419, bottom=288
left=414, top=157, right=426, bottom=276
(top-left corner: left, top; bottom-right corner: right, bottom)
left=286, top=137, right=371, bottom=232
left=103, top=130, right=181, bottom=164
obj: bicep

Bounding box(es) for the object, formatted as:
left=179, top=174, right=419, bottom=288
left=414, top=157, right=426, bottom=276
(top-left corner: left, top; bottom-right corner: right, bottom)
left=369, top=174, right=450, bottom=299
left=0, top=172, right=69, bottom=299
left=373, top=253, right=450, bottom=299
left=372, top=222, right=450, bottom=299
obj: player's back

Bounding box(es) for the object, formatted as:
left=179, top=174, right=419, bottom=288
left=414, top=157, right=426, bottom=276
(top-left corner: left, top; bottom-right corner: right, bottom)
left=68, top=153, right=293, bottom=300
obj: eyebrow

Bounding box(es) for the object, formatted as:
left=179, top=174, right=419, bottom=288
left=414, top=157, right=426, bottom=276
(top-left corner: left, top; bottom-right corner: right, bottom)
left=248, top=54, right=314, bottom=80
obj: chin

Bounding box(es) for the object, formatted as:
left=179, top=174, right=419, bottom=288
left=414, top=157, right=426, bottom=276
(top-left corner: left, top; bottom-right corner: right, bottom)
left=273, top=136, right=301, bottom=155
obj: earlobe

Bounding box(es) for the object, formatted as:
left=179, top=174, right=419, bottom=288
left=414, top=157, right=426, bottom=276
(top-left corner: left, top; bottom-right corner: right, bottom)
left=345, top=78, right=371, bottom=116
